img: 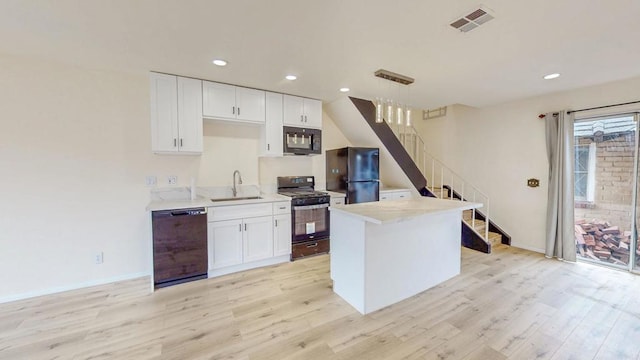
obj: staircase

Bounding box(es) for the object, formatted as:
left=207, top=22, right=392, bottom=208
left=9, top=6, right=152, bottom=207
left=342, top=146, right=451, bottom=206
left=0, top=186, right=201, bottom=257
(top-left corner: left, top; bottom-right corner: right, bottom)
left=348, top=97, right=510, bottom=253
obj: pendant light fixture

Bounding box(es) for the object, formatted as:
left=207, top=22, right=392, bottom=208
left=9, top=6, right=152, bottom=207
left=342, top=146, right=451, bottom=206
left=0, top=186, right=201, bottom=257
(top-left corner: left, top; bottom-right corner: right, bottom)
left=386, top=99, right=394, bottom=124
left=375, top=98, right=384, bottom=123
left=374, top=69, right=415, bottom=128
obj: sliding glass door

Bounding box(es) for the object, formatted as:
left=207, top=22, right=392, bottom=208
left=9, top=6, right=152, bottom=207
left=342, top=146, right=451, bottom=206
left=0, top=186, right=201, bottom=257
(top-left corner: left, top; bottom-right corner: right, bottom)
left=574, top=114, right=639, bottom=271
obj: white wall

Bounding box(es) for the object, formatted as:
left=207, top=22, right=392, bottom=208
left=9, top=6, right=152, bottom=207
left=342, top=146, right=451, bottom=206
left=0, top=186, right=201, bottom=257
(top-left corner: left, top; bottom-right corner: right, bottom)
left=419, top=76, right=640, bottom=253
left=0, top=53, right=350, bottom=302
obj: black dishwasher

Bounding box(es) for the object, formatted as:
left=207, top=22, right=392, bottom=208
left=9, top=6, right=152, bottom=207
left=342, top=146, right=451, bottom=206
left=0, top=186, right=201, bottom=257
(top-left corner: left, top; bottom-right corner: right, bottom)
left=152, top=208, right=208, bottom=288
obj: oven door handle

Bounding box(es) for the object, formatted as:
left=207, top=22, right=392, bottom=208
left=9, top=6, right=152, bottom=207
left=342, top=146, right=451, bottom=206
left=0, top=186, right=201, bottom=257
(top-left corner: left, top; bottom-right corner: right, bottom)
left=293, top=203, right=330, bottom=211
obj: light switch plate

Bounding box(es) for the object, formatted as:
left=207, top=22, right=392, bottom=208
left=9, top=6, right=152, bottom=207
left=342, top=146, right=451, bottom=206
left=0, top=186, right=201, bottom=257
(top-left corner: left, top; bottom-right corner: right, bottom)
left=168, top=175, right=177, bottom=185
left=145, top=176, right=157, bottom=187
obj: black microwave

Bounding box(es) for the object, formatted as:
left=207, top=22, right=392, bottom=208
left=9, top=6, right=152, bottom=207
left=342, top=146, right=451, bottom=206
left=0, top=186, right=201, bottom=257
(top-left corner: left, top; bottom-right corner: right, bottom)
left=283, top=126, right=321, bottom=155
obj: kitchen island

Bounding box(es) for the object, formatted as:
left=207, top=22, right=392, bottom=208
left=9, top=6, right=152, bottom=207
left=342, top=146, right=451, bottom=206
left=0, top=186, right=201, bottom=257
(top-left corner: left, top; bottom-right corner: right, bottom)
left=329, top=197, right=482, bottom=314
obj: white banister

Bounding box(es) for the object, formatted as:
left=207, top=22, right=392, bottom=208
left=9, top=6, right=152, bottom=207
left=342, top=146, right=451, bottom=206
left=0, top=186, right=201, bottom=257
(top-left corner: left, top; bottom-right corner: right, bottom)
left=392, top=122, right=491, bottom=243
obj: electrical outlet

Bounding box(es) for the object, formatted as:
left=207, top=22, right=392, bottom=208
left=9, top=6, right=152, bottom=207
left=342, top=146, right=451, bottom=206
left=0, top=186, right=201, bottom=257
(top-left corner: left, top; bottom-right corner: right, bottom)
left=168, top=176, right=177, bottom=185
left=95, top=252, right=104, bottom=264
left=145, top=176, right=157, bottom=187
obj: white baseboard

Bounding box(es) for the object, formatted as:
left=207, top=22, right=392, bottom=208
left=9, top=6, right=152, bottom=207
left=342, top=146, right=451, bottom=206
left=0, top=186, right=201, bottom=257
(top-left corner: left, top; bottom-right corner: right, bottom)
left=510, top=242, right=545, bottom=254
left=0, top=272, right=150, bottom=304
left=208, top=255, right=290, bottom=278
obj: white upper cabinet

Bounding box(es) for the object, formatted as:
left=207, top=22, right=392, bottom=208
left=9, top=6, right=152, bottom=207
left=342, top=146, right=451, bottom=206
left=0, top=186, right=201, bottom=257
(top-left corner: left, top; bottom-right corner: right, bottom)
left=150, top=73, right=203, bottom=154
left=202, top=81, right=265, bottom=124
left=260, top=92, right=284, bottom=156
left=177, top=77, right=204, bottom=153
left=283, top=95, right=322, bottom=129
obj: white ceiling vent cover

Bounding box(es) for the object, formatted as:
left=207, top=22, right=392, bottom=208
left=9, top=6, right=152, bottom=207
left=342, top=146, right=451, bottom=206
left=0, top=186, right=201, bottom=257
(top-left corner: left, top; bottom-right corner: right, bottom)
left=450, top=7, right=494, bottom=32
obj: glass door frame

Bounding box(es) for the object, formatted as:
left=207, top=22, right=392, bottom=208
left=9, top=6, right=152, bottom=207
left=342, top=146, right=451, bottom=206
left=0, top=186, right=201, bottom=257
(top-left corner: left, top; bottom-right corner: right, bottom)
left=573, top=112, right=640, bottom=273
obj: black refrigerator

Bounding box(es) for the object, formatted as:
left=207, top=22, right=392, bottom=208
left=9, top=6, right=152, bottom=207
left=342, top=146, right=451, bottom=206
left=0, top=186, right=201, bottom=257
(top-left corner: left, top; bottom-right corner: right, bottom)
left=326, top=147, right=380, bottom=204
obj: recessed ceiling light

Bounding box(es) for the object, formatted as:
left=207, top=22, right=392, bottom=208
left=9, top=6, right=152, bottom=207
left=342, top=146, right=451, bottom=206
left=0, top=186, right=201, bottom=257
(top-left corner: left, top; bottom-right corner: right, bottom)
left=285, top=75, right=297, bottom=81
left=212, top=59, right=227, bottom=67
left=543, top=73, right=560, bottom=80
left=339, top=87, right=350, bottom=93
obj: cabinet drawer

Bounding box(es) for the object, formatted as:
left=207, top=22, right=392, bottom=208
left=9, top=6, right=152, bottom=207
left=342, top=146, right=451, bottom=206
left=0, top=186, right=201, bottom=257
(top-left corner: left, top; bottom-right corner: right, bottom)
left=292, top=239, right=329, bottom=260
left=273, top=201, right=291, bottom=214
left=208, top=203, right=272, bottom=222
left=330, top=197, right=345, bottom=206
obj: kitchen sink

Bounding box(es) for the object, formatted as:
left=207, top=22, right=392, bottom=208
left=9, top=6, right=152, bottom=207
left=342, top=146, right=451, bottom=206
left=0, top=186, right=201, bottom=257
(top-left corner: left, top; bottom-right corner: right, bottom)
left=210, top=196, right=262, bottom=202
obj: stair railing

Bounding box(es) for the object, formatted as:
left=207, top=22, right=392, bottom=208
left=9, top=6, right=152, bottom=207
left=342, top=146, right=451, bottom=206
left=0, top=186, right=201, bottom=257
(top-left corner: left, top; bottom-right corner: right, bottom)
left=391, top=122, right=490, bottom=241
left=425, top=152, right=490, bottom=241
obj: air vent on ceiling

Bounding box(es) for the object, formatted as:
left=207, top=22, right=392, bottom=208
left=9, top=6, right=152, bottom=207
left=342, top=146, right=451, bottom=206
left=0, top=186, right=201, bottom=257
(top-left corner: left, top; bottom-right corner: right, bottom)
left=450, top=6, right=494, bottom=33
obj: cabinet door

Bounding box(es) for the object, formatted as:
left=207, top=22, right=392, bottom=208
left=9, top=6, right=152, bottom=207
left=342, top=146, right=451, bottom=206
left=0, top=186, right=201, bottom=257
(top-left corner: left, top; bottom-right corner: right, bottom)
left=236, top=87, right=265, bottom=123
left=150, top=73, right=178, bottom=153
left=283, top=95, right=305, bottom=126
left=303, top=98, right=323, bottom=129
left=208, top=219, right=243, bottom=270
left=202, top=81, right=236, bottom=119
left=243, top=216, right=274, bottom=263
left=177, top=77, right=203, bottom=153
left=261, top=92, right=283, bottom=156
left=273, top=214, right=292, bottom=257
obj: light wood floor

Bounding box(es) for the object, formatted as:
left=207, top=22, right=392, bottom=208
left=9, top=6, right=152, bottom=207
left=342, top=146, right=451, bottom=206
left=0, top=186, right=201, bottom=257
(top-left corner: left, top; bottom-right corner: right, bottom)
left=2, top=245, right=640, bottom=360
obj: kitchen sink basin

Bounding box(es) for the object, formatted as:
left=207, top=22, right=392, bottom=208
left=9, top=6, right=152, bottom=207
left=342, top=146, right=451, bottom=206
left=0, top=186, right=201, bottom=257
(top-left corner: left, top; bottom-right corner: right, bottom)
left=210, top=196, right=262, bottom=202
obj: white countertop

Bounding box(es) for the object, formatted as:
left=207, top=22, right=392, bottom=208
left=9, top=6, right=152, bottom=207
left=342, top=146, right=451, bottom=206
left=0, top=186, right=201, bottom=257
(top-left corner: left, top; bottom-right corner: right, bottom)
left=330, top=197, right=482, bottom=225
left=379, top=187, right=412, bottom=193
left=146, top=186, right=290, bottom=212
left=324, top=190, right=346, bottom=198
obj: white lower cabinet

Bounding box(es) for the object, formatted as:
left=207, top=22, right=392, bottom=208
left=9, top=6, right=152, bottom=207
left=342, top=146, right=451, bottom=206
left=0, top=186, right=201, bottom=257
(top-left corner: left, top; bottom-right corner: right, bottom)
left=208, top=219, right=243, bottom=269
left=273, top=214, right=292, bottom=257
left=207, top=201, right=291, bottom=276
left=242, top=216, right=274, bottom=262
left=380, top=189, right=413, bottom=201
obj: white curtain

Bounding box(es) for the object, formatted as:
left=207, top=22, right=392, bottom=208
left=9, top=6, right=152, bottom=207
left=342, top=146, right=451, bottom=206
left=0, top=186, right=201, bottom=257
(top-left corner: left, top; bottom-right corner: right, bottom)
left=545, top=111, right=576, bottom=261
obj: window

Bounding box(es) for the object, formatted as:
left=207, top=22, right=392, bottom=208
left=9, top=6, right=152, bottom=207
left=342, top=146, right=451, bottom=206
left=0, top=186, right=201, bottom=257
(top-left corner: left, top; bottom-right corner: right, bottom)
left=574, top=142, right=595, bottom=202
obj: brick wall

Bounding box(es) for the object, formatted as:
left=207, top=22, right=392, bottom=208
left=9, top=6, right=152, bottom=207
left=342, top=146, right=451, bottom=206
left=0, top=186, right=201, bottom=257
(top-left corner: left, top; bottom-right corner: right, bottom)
left=575, top=133, right=636, bottom=232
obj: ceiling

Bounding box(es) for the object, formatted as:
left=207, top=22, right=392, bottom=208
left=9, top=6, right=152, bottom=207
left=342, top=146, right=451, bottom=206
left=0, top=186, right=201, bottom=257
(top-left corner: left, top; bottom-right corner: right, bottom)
left=1, top=0, right=640, bottom=110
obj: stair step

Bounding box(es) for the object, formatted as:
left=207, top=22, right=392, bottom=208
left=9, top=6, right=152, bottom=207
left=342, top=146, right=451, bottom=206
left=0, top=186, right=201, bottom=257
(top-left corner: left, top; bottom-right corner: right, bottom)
left=430, top=187, right=450, bottom=199
left=461, top=213, right=502, bottom=245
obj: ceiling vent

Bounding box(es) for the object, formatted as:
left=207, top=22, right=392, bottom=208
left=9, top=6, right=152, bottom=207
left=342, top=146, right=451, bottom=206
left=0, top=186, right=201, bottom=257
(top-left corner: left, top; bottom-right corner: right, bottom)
left=450, top=7, right=494, bottom=33
left=374, top=69, right=414, bottom=85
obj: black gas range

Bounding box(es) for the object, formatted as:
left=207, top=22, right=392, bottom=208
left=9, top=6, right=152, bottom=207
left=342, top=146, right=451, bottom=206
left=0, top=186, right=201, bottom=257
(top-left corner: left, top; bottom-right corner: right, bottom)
left=277, top=176, right=330, bottom=260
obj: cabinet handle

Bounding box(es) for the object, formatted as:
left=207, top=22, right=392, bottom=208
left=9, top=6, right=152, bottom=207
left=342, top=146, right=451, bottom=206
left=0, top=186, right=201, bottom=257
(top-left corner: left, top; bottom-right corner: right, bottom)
left=239, top=224, right=242, bottom=232
left=232, top=106, right=235, bottom=115
left=173, top=138, right=177, bottom=147
left=244, top=223, right=247, bottom=231
left=275, top=219, right=278, bottom=227
left=305, top=115, right=308, bottom=122
left=306, top=243, right=318, bottom=248
left=279, top=206, right=286, bottom=210
left=180, top=138, right=183, bottom=147
left=300, top=115, right=303, bottom=122
left=267, top=144, right=270, bottom=151
left=238, top=107, right=240, bottom=116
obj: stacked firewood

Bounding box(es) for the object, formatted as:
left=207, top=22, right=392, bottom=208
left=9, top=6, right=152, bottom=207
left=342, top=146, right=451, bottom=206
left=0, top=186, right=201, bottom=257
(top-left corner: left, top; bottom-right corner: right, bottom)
left=575, top=219, right=633, bottom=265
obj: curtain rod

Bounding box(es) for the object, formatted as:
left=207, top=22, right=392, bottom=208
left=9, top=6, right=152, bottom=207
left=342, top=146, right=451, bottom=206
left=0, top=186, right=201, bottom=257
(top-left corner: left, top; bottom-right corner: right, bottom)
left=539, top=100, right=640, bottom=118
left=567, top=100, right=640, bottom=114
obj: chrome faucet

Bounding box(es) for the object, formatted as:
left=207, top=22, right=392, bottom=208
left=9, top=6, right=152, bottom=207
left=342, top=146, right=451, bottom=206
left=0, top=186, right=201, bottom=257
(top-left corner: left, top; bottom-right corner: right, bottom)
left=232, top=170, right=243, bottom=197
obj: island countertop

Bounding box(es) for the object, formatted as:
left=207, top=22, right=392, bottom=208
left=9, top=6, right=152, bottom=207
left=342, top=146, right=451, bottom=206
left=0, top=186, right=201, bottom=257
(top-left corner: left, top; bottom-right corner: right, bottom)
left=329, top=197, right=482, bottom=225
